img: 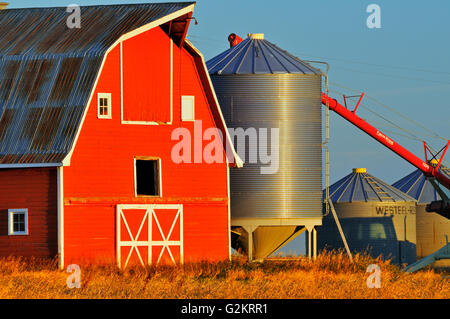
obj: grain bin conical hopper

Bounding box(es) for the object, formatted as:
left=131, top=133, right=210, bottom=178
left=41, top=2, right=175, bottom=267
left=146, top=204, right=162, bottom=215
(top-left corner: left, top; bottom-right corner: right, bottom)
left=318, top=168, right=417, bottom=265
left=207, top=33, right=323, bottom=261
left=393, top=166, right=450, bottom=267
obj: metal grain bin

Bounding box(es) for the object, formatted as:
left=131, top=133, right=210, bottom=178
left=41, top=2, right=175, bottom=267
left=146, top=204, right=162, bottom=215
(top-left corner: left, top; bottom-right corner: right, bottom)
left=207, top=34, right=323, bottom=260
left=318, top=168, right=417, bottom=265
left=393, top=167, right=450, bottom=267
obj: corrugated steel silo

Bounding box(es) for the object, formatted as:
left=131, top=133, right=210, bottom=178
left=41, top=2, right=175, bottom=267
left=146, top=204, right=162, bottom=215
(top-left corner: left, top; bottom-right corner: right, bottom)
left=318, top=168, right=417, bottom=265
left=207, top=34, right=323, bottom=260
left=393, top=166, right=450, bottom=267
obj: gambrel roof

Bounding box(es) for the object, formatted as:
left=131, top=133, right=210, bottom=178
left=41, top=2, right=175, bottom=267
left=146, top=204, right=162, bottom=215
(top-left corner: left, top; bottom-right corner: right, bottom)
left=0, top=2, right=195, bottom=165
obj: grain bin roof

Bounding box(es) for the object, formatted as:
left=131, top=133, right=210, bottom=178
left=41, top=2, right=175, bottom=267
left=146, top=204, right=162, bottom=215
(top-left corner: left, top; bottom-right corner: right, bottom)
left=326, top=168, right=417, bottom=203
left=392, top=166, right=450, bottom=203
left=0, top=2, right=194, bottom=164
left=206, top=34, right=321, bottom=75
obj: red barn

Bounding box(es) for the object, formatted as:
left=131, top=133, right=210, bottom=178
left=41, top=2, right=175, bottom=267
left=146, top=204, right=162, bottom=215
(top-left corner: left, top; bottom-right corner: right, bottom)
left=0, top=3, right=241, bottom=268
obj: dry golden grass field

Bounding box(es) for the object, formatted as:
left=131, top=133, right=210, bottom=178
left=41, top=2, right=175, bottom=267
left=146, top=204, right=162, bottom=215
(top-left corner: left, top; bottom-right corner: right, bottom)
left=0, top=251, right=448, bottom=299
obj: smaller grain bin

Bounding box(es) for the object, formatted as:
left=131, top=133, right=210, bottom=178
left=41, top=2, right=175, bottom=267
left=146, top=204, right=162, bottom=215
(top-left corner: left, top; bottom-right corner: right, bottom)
left=318, top=168, right=417, bottom=265
left=393, top=166, right=450, bottom=267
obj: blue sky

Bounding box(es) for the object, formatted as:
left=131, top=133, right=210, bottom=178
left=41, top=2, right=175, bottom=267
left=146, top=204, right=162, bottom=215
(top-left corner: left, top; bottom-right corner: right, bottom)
left=8, top=0, right=449, bottom=254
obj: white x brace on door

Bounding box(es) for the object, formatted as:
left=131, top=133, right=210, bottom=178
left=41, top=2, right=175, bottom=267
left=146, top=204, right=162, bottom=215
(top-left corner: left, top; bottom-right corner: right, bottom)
left=116, top=204, right=183, bottom=268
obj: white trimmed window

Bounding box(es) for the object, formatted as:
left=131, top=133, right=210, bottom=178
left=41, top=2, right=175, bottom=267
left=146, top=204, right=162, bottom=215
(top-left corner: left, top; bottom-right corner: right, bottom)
left=8, top=209, right=28, bottom=236
left=181, top=96, right=195, bottom=121
left=97, top=93, right=112, bottom=119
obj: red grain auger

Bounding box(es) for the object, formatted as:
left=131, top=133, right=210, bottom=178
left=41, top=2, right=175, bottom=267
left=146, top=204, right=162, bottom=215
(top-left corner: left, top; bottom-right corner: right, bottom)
left=321, top=92, right=450, bottom=220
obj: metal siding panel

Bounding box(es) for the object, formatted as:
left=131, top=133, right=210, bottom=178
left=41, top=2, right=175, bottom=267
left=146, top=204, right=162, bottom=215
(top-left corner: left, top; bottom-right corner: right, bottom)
left=416, top=204, right=450, bottom=266
left=212, top=74, right=322, bottom=219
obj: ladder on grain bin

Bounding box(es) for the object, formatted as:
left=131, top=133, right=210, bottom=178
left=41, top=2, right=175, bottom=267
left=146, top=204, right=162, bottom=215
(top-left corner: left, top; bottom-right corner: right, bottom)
left=321, top=92, right=450, bottom=271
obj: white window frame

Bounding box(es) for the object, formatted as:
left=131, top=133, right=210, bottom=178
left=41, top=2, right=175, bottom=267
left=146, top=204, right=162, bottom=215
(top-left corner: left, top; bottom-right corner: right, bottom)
left=181, top=95, right=195, bottom=121
left=8, top=209, right=29, bottom=236
left=134, top=157, right=163, bottom=198
left=97, top=93, right=112, bottom=119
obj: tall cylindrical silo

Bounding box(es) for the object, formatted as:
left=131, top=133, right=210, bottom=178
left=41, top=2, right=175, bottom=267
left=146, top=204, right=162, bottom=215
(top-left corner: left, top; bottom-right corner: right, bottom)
left=207, top=33, right=323, bottom=260
left=392, top=166, right=450, bottom=267
left=318, top=168, right=417, bottom=265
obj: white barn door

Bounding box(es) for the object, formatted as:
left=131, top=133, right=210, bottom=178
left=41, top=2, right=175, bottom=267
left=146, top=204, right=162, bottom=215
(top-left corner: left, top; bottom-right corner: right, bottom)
left=116, top=204, right=183, bottom=268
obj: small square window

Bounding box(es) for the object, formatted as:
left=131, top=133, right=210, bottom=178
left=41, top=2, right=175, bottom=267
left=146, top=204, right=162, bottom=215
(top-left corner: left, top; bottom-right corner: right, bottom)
left=135, top=159, right=160, bottom=196
left=181, top=96, right=195, bottom=121
left=8, top=209, right=28, bottom=236
left=98, top=93, right=112, bottom=119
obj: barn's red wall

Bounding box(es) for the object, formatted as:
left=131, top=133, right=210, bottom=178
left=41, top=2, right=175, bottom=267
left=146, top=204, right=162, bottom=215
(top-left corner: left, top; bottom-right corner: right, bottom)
left=122, top=27, right=171, bottom=123
left=63, top=26, right=229, bottom=265
left=0, top=168, right=57, bottom=258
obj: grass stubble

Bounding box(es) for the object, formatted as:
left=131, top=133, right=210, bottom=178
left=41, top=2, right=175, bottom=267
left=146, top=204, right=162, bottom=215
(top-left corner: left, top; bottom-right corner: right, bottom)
left=0, top=250, right=448, bottom=299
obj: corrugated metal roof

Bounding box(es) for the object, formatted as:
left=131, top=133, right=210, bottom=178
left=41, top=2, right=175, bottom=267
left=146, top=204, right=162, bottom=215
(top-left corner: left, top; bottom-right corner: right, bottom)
left=206, top=34, right=321, bottom=75
left=326, top=168, right=417, bottom=203
left=392, top=166, right=450, bottom=203
left=0, top=2, right=194, bottom=164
